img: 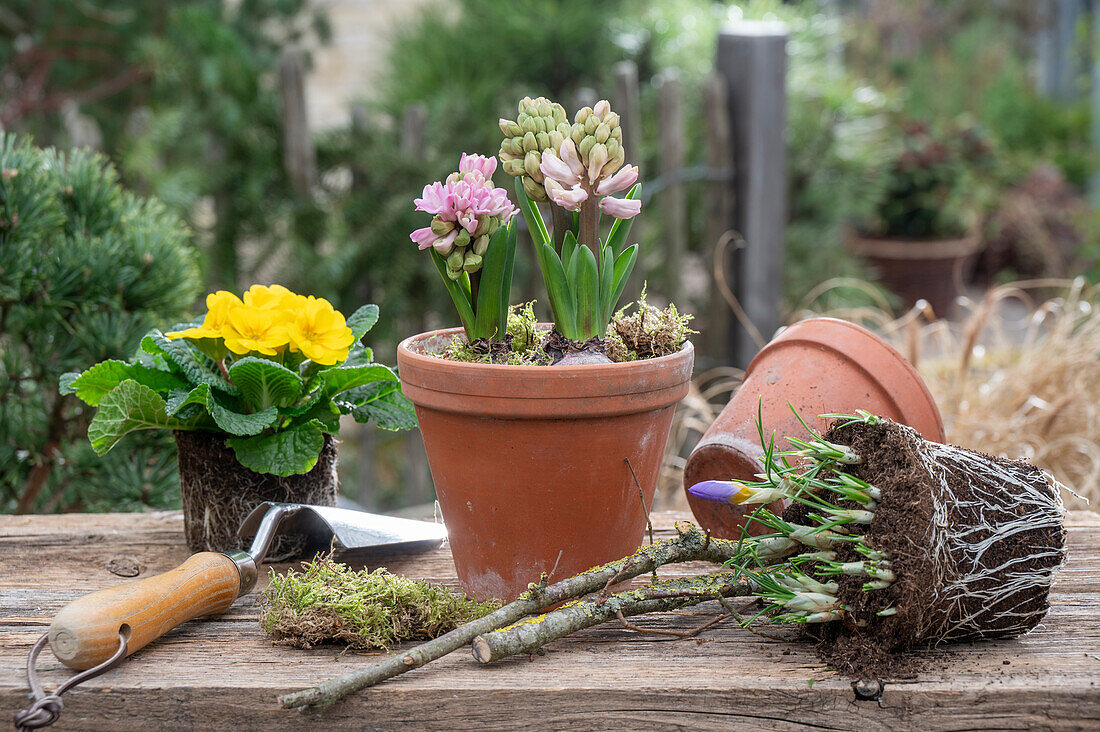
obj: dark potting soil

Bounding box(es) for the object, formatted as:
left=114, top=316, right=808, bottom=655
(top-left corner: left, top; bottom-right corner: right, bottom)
left=782, top=419, right=1065, bottom=679
left=175, top=430, right=338, bottom=557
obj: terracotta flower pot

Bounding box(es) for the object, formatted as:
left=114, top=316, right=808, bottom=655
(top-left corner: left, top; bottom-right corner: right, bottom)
left=397, top=328, right=694, bottom=601
left=847, top=232, right=984, bottom=316
left=175, top=430, right=338, bottom=556
left=682, top=317, right=943, bottom=539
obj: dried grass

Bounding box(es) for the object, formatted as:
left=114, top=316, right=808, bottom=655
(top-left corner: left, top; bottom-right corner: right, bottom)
left=661, top=277, right=1098, bottom=513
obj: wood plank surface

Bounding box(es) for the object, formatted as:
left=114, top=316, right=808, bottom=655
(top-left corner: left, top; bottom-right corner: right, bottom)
left=2, top=510, right=1099, bottom=731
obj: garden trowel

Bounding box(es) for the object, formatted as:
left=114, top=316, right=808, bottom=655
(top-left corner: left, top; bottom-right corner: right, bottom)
left=43, top=502, right=447, bottom=671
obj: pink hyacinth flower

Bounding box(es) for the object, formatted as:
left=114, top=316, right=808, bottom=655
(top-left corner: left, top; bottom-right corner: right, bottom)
left=559, top=138, right=587, bottom=180
left=410, top=226, right=438, bottom=250
left=545, top=178, right=588, bottom=212
left=598, top=195, right=641, bottom=219
left=540, top=150, right=581, bottom=187
left=596, top=165, right=639, bottom=196
left=459, top=152, right=498, bottom=178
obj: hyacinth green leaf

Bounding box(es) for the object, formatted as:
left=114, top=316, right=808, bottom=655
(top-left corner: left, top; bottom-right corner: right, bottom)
left=228, top=357, right=303, bottom=410
left=141, top=331, right=239, bottom=395
left=350, top=388, right=418, bottom=431
left=429, top=249, right=476, bottom=336
left=60, top=360, right=186, bottom=406
left=320, top=364, right=398, bottom=398
left=227, top=419, right=325, bottom=477
left=514, top=176, right=550, bottom=250
left=560, top=230, right=578, bottom=274
left=610, top=243, right=639, bottom=315
left=605, top=184, right=640, bottom=255
left=474, top=224, right=513, bottom=340
left=499, top=221, right=517, bottom=335
left=346, top=304, right=380, bottom=341
left=574, top=244, right=601, bottom=340
left=540, top=241, right=577, bottom=338
left=598, top=242, right=614, bottom=330
left=88, top=380, right=178, bottom=455
left=171, top=383, right=277, bottom=436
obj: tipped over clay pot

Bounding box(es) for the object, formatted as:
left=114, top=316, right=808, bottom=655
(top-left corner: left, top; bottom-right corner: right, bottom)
left=398, top=327, right=694, bottom=601
left=682, top=317, right=943, bottom=539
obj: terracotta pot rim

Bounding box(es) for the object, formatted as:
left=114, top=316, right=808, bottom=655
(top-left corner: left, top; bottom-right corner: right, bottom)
left=399, top=326, right=691, bottom=372
left=749, top=317, right=944, bottom=438
left=397, top=327, right=695, bottom=418
left=846, top=231, right=983, bottom=260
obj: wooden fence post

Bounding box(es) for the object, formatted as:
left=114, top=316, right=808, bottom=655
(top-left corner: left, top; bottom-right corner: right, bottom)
left=717, top=22, right=789, bottom=367
left=656, top=72, right=685, bottom=305
left=702, top=73, right=734, bottom=364
left=613, top=61, right=642, bottom=177
left=279, top=50, right=315, bottom=197
left=613, top=60, right=646, bottom=301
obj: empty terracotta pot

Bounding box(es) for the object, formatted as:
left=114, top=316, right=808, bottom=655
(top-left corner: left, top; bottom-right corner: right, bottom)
left=683, top=317, right=943, bottom=538
left=398, top=328, right=694, bottom=601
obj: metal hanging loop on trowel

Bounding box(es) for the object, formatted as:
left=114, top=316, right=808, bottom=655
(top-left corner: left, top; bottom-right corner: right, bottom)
left=42, top=502, right=447, bottom=671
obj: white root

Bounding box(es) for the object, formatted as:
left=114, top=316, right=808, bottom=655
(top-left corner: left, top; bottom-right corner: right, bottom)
left=902, top=425, right=1067, bottom=642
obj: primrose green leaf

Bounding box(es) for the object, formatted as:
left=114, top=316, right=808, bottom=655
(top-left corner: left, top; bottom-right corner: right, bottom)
left=228, top=357, right=303, bottom=410
left=227, top=419, right=325, bottom=477
left=350, top=388, right=418, bottom=431
left=142, top=331, right=239, bottom=395
left=61, top=360, right=187, bottom=406
left=87, top=379, right=178, bottom=455
left=320, top=363, right=398, bottom=397
left=341, top=343, right=374, bottom=368
left=346, top=304, right=380, bottom=341
left=171, top=383, right=277, bottom=436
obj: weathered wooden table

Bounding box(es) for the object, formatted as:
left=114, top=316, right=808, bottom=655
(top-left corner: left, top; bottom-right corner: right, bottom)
left=2, top=510, right=1099, bottom=730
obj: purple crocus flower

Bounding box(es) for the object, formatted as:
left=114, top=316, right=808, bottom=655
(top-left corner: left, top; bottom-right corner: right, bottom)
left=687, top=480, right=744, bottom=504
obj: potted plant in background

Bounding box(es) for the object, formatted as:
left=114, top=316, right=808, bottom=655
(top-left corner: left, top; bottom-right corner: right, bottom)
left=397, top=98, right=695, bottom=601
left=63, top=285, right=414, bottom=556
left=848, top=116, right=995, bottom=315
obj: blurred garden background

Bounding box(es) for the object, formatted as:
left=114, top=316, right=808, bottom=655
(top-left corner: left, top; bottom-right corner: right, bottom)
left=4, top=0, right=1100, bottom=516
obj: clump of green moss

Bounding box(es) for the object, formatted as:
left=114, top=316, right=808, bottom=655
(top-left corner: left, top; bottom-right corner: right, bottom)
left=444, top=302, right=551, bottom=365
left=259, top=554, right=499, bottom=650
left=605, top=289, right=695, bottom=362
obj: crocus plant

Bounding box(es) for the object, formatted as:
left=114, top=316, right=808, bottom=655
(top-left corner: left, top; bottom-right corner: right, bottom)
left=410, top=154, right=518, bottom=342
left=500, top=97, right=641, bottom=342
left=62, top=285, right=414, bottom=476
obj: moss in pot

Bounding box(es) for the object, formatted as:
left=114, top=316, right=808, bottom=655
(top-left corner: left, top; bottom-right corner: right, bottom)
left=398, top=97, right=695, bottom=602
left=63, top=285, right=414, bottom=555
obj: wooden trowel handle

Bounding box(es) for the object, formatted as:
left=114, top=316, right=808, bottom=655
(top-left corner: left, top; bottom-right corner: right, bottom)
left=48, top=552, right=242, bottom=670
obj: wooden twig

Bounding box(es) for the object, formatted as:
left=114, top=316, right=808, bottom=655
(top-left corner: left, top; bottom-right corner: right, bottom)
left=279, top=522, right=746, bottom=711
left=471, top=573, right=752, bottom=664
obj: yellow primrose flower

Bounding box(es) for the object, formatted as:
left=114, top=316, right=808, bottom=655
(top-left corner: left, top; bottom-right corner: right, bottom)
left=286, top=296, right=355, bottom=365
left=166, top=290, right=243, bottom=340
left=243, top=283, right=301, bottom=311
left=222, top=304, right=291, bottom=356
